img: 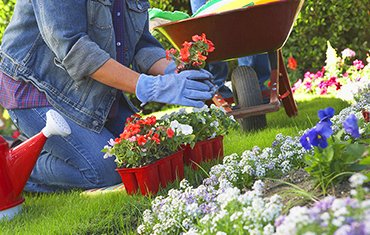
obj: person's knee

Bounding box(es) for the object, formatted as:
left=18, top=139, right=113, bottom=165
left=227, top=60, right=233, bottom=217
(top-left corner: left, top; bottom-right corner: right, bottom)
left=83, top=162, right=121, bottom=188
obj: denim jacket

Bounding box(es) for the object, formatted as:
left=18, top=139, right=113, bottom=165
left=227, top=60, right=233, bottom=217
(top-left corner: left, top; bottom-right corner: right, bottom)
left=0, top=0, right=166, bottom=132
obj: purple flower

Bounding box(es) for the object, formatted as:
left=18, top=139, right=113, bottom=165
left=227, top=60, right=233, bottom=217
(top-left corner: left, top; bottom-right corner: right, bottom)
left=308, top=122, right=333, bottom=148
left=313, top=196, right=335, bottom=212
left=343, top=114, right=361, bottom=138
left=274, top=215, right=286, bottom=227
left=318, top=107, right=335, bottom=125
left=300, top=132, right=312, bottom=150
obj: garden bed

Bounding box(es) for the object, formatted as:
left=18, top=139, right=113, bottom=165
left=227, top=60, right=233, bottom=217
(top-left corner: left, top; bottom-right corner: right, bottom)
left=0, top=95, right=352, bottom=234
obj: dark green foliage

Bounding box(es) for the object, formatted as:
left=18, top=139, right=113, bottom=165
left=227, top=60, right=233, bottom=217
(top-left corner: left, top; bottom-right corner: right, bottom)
left=283, top=0, right=370, bottom=76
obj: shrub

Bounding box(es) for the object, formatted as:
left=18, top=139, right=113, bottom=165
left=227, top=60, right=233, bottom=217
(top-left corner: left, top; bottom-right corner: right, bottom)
left=283, top=0, right=370, bottom=75
left=0, top=0, right=15, bottom=43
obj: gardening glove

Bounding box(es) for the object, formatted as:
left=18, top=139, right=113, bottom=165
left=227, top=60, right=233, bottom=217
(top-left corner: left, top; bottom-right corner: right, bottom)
left=136, top=69, right=217, bottom=108
left=164, top=61, right=177, bottom=74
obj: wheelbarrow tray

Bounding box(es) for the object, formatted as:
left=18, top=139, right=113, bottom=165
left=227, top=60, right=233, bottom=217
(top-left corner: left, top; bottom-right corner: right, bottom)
left=154, top=0, right=304, bottom=62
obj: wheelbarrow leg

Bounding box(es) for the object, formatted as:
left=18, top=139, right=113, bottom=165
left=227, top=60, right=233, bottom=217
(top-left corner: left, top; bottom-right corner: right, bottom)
left=278, top=50, right=298, bottom=117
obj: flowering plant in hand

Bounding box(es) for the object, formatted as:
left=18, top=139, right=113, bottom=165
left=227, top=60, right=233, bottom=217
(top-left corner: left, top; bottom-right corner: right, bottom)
left=102, top=114, right=194, bottom=168
left=166, top=33, right=215, bottom=72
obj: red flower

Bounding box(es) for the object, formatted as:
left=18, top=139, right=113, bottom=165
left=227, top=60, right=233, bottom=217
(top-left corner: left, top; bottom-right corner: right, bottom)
left=144, top=116, right=156, bottom=126
left=166, top=128, right=174, bottom=138
left=206, top=39, right=215, bottom=52
left=180, top=47, right=190, bottom=62
left=287, top=56, right=297, bottom=70
left=120, top=131, right=131, bottom=140
left=136, top=135, right=147, bottom=146
left=166, top=48, right=177, bottom=60
left=335, top=82, right=342, bottom=90
left=12, top=130, right=20, bottom=139
left=192, top=34, right=203, bottom=42
left=197, top=51, right=207, bottom=61
left=152, top=133, right=160, bottom=144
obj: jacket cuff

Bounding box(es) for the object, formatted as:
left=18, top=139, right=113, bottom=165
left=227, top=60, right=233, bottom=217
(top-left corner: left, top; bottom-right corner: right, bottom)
left=134, top=47, right=166, bottom=73
left=62, top=35, right=111, bottom=81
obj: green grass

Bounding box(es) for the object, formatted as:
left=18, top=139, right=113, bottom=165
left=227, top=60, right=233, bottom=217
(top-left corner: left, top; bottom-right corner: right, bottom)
left=0, top=96, right=350, bottom=234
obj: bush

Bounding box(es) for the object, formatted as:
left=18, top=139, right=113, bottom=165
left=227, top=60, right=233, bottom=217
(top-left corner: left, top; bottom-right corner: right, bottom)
left=283, top=0, right=370, bottom=76
left=0, top=0, right=15, bottom=43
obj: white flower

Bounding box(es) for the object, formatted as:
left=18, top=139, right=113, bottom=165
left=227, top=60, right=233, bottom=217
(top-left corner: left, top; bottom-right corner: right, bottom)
left=216, top=232, right=227, bottom=235
left=349, top=173, right=368, bottom=188
left=178, top=124, right=193, bottom=135
left=108, top=138, right=116, bottom=146
left=170, top=120, right=180, bottom=129
left=252, top=180, right=265, bottom=196
left=183, top=228, right=199, bottom=235
left=263, top=224, right=275, bottom=235
left=137, top=224, right=146, bottom=234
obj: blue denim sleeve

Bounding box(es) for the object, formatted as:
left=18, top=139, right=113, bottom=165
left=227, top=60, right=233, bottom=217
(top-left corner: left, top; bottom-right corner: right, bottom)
left=31, top=0, right=111, bottom=81
left=132, top=19, right=166, bottom=74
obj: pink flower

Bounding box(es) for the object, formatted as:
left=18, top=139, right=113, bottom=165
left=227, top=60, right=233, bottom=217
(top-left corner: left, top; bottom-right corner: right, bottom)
left=343, top=72, right=349, bottom=77
left=353, top=59, right=364, bottom=70
left=341, top=48, right=356, bottom=58
left=292, top=79, right=302, bottom=92
left=326, top=77, right=337, bottom=86
left=320, top=88, right=328, bottom=95
left=304, top=81, right=312, bottom=91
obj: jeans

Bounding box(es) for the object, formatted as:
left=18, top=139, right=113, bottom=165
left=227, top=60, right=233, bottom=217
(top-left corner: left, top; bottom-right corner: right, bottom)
left=7, top=96, right=134, bottom=193
left=190, top=0, right=271, bottom=94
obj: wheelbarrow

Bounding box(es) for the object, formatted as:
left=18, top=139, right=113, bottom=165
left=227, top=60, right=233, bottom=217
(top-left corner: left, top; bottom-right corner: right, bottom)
left=154, top=0, right=303, bottom=131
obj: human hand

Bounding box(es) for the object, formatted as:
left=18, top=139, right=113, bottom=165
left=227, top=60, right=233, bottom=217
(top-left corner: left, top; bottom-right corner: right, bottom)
left=136, top=70, right=216, bottom=108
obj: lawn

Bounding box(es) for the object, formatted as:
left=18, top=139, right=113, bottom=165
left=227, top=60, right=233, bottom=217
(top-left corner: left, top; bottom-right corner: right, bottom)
left=0, top=95, right=350, bottom=234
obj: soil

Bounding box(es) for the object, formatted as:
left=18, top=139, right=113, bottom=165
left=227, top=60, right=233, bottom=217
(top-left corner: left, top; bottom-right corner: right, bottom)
left=262, top=169, right=358, bottom=210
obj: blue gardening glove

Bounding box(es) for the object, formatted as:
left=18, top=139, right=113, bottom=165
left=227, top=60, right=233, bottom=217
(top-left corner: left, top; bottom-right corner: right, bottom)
left=136, top=69, right=216, bottom=108
left=164, top=61, right=177, bottom=74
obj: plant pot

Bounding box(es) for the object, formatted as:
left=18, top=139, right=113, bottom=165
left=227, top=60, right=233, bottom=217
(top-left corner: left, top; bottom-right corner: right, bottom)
left=183, top=136, right=224, bottom=169
left=212, top=135, right=224, bottom=160
left=116, top=150, right=184, bottom=196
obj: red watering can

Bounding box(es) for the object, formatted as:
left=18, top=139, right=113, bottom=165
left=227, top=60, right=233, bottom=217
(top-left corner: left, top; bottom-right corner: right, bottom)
left=0, top=110, right=71, bottom=220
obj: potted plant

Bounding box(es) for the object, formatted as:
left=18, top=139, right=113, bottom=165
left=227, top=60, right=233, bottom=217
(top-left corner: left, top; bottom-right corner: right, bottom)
left=160, top=105, right=239, bottom=168
left=102, top=114, right=193, bottom=195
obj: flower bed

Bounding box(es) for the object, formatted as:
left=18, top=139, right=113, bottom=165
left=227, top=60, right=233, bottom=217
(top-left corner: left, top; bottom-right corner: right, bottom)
left=137, top=85, right=370, bottom=234
left=292, top=43, right=370, bottom=101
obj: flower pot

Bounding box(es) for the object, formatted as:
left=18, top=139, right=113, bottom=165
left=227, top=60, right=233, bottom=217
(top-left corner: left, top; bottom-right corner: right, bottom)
left=182, top=136, right=224, bottom=169
left=200, top=139, right=214, bottom=162
left=212, top=135, right=224, bottom=160
left=116, top=150, right=184, bottom=196
left=169, top=150, right=184, bottom=180
left=183, top=143, right=203, bottom=169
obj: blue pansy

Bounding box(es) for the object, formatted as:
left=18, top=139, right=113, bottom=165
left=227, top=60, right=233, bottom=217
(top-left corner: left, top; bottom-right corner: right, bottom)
left=343, top=114, right=361, bottom=138
left=300, top=132, right=312, bottom=150
left=308, top=122, right=333, bottom=148
left=318, top=107, right=335, bottom=125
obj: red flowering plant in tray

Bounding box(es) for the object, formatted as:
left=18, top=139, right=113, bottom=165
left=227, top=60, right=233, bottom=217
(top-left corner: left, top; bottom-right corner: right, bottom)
left=166, top=33, right=215, bottom=72
left=102, top=114, right=194, bottom=168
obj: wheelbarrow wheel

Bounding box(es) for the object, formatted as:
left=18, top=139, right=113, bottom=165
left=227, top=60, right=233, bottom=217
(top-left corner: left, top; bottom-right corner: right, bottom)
left=231, top=66, right=267, bottom=131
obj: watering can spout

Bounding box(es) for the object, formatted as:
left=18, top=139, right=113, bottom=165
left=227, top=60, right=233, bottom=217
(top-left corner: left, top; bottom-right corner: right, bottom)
left=0, top=110, right=71, bottom=220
